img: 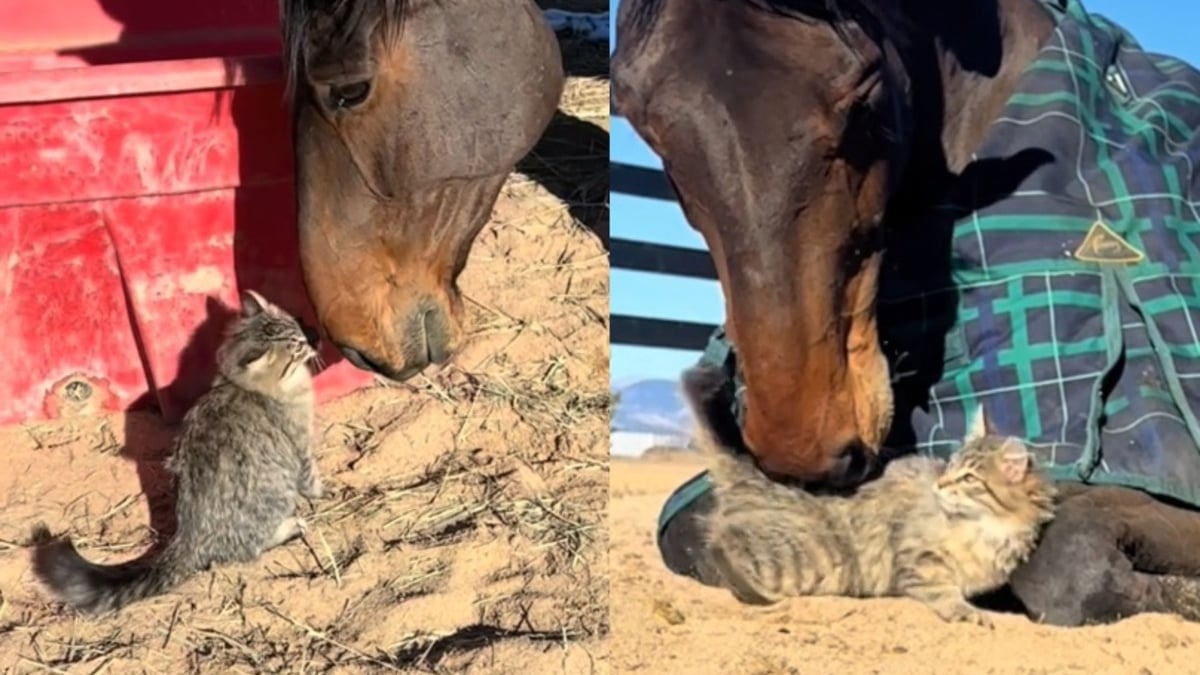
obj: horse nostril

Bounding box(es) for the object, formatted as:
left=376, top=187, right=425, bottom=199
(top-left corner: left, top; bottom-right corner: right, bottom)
left=827, top=441, right=876, bottom=488
left=336, top=343, right=383, bottom=375
left=299, top=322, right=321, bottom=349
left=420, top=307, right=453, bottom=364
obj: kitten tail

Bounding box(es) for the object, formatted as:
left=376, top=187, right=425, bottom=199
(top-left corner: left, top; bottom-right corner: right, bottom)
left=30, top=525, right=194, bottom=616
left=681, top=364, right=772, bottom=491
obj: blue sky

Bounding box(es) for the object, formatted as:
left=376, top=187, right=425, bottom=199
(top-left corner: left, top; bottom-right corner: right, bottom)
left=609, top=0, right=1200, bottom=388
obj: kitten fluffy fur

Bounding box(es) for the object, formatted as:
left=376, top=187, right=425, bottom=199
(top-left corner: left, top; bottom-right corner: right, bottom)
left=684, top=364, right=1057, bottom=627
left=30, top=290, right=323, bottom=615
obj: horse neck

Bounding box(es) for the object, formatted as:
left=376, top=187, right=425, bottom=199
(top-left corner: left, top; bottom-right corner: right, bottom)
left=897, top=0, right=1056, bottom=208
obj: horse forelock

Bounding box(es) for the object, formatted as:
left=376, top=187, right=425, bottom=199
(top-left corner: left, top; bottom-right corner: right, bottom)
left=746, top=0, right=914, bottom=58
left=621, top=0, right=666, bottom=33
left=281, top=0, right=410, bottom=104
left=621, top=0, right=912, bottom=74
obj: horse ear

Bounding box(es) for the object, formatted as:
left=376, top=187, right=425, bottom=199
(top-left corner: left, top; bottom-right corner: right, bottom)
left=997, top=437, right=1032, bottom=483
left=965, top=405, right=989, bottom=443
left=240, top=289, right=268, bottom=317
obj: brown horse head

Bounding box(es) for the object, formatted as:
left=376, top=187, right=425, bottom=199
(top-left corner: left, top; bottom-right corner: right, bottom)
left=282, top=0, right=563, bottom=380
left=613, top=0, right=1052, bottom=485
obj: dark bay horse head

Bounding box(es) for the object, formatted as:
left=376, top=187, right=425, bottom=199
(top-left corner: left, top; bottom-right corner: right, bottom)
left=282, top=0, right=564, bottom=381
left=613, top=0, right=1054, bottom=485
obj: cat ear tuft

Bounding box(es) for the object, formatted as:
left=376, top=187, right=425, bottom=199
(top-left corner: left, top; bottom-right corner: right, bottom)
left=998, top=437, right=1032, bottom=483
left=965, top=405, right=989, bottom=443
left=240, top=289, right=269, bottom=318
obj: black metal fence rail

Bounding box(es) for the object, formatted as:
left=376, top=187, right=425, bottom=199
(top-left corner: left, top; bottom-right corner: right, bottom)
left=611, top=114, right=719, bottom=350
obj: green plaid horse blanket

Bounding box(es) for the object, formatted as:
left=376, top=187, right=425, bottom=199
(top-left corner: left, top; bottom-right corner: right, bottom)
left=660, top=0, right=1200, bottom=535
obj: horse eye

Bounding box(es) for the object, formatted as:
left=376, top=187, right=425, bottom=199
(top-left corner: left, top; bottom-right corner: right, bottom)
left=329, top=81, right=371, bottom=110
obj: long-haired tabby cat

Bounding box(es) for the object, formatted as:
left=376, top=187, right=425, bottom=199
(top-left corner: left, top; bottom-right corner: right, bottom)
left=683, top=364, right=1057, bottom=627
left=30, top=289, right=324, bottom=615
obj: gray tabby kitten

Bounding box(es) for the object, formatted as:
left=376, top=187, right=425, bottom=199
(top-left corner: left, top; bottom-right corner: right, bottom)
left=31, top=289, right=323, bottom=615
left=683, top=364, right=1057, bottom=628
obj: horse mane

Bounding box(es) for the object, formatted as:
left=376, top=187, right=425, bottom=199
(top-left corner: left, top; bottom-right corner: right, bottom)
left=280, top=0, right=409, bottom=101
left=623, top=0, right=911, bottom=58
left=748, top=0, right=912, bottom=56
left=622, top=0, right=666, bottom=34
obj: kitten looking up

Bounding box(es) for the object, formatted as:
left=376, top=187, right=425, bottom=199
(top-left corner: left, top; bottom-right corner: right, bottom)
left=30, top=289, right=324, bottom=615
left=683, top=363, right=1057, bottom=627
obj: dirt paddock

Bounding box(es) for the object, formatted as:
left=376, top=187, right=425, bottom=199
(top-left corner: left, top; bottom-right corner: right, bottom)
left=610, top=456, right=1200, bottom=675
left=0, top=7, right=610, bottom=673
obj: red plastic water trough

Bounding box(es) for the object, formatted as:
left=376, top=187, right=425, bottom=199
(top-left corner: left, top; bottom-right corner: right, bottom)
left=0, top=1, right=372, bottom=425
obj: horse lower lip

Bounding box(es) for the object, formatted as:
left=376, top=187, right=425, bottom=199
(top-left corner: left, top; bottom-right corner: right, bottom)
left=388, top=363, right=424, bottom=381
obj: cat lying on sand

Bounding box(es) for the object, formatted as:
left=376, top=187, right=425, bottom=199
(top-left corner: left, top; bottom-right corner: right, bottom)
left=30, top=290, right=323, bottom=615
left=683, top=364, right=1057, bottom=627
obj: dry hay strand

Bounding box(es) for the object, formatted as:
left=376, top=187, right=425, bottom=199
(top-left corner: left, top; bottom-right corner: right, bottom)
left=387, top=626, right=584, bottom=673
left=460, top=361, right=610, bottom=435
left=14, top=626, right=136, bottom=673
left=561, top=76, right=608, bottom=126
left=491, top=497, right=598, bottom=574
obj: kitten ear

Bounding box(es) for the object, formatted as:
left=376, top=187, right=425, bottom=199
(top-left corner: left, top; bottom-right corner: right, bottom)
left=965, top=405, right=989, bottom=443
left=240, top=289, right=269, bottom=318
left=998, top=437, right=1032, bottom=483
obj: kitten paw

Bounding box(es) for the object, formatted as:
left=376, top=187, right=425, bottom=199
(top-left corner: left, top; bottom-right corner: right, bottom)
left=709, top=538, right=785, bottom=606
left=302, top=475, right=324, bottom=500
left=933, top=601, right=993, bottom=628
left=267, top=516, right=309, bottom=549
left=963, top=608, right=994, bottom=628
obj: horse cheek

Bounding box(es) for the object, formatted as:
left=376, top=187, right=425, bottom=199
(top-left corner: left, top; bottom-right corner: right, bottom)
left=849, top=342, right=893, bottom=450
left=845, top=255, right=893, bottom=450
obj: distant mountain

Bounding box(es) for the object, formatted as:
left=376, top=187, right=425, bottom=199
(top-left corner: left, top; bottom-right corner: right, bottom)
left=612, top=378, right=693, bottom=434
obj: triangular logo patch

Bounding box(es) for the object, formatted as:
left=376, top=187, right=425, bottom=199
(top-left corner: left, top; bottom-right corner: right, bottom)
left=1073, top=220, right=1144, bottom=264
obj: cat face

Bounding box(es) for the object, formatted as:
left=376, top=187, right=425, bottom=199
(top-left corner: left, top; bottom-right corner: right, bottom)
left=933, top=435, right=1038, bottom=518
left=217, top=289, right=319, bottom=391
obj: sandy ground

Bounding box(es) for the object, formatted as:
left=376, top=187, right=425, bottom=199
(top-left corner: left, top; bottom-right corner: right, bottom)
left=611, top=455, right=1200, bottom=675
left=0, top=11, right=610, bottom=674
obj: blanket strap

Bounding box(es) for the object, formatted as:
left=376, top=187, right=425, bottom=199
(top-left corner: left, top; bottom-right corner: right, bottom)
left=655, top=326, right=739, bottom=539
